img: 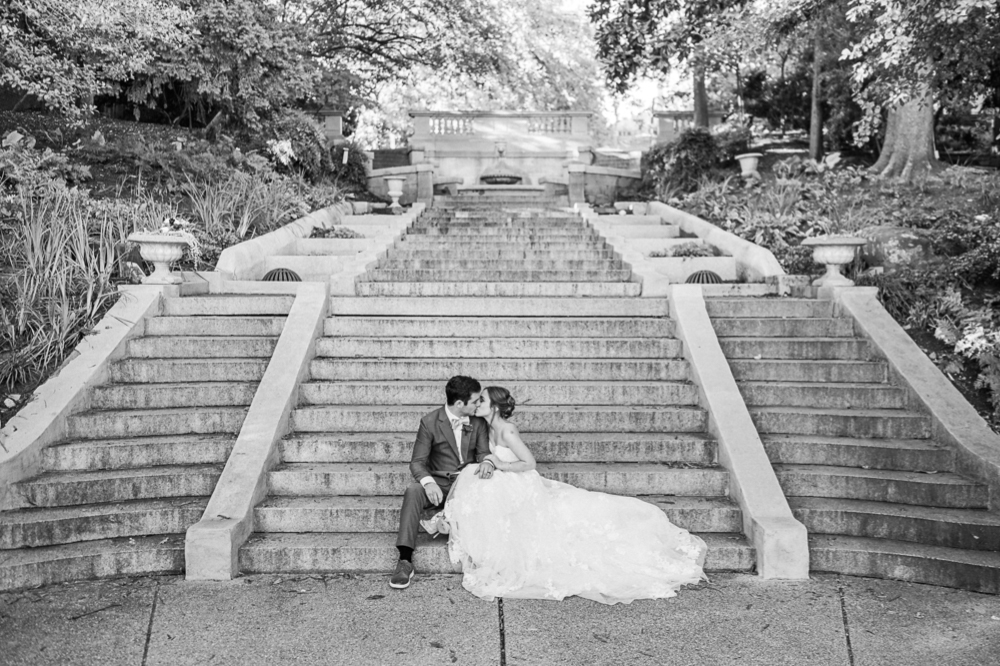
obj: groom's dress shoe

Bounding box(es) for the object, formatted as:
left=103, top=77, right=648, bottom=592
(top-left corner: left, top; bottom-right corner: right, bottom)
left=389, top=560, right=415, bottom=589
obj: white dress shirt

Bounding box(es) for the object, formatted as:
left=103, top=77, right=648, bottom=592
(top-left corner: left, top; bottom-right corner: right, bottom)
left=420, top=405, right=468, bottom=488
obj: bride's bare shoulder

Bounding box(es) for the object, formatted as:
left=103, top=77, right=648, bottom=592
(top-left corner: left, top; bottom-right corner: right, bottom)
left=500, top=422, right=521, bottom=439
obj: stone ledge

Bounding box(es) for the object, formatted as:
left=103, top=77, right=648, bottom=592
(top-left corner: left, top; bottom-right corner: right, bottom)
left=835, top=287, right=1000, bottom=509
left=0, top=285, right=166, bottom=511
left=668, top=284, right=810, bottom=579
left=184, top=282, right=329, bottom=580
left=215, top=203, right=353, bottom=281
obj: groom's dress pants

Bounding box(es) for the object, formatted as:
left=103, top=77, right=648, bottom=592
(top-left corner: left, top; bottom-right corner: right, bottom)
left=397, top=475, right=455, bottom=549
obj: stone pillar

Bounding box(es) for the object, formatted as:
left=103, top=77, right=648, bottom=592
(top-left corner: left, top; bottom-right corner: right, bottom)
left=416, top=165, right=434, bottom=204
left=319, top=109, right=344, bottom=144
left=568, top=163, right=587, bottom=206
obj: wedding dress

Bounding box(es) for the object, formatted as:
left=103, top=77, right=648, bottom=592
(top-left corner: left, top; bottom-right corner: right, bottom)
left=444, top=438, right=708, bottom=605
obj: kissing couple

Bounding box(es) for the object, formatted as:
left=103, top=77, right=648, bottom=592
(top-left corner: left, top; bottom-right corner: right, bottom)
left=390, top=375, right=709, bottom=605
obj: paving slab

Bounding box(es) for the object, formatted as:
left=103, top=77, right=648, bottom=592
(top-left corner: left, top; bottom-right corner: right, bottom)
left=3, top=573, right=999, bottom=666
left=502, top=574, right=847, bottom=666
left=144, top=574, right=497, bottom=666
left=0, top=577, right=156, bottom=666
left=841, top=576, right=1000, bottom=666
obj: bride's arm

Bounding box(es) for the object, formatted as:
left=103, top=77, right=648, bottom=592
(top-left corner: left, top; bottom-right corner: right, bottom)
left=495, top=426, right=536, bottom=473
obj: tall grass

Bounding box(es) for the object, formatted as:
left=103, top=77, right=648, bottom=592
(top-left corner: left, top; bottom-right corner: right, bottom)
left=1, top=185, right=136, bottom=390
left=182, top=172, right=309, bottom=240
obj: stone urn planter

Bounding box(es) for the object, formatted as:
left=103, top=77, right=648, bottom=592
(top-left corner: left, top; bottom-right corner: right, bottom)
left=802, top=235, right=867, bottom=287
left=383, top=176, right=405, bottom=208
left=128, top=232, right=192, bottom=284
left=734, top=152, right=763, bottom=177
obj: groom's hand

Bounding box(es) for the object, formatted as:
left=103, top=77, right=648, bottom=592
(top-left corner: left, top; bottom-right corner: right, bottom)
left=423, top=481, right=443, bottom=505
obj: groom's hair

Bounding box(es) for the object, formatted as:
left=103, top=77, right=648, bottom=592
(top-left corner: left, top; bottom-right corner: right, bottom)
left=445, top=375, right=481, bottom=405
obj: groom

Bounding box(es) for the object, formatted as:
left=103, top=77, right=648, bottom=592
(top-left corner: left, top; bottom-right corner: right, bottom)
left=389, top=375, right=495, bottom=589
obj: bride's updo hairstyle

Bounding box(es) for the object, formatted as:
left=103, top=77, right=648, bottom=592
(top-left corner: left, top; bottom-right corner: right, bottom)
left=486, top=386, right=516, bottom=419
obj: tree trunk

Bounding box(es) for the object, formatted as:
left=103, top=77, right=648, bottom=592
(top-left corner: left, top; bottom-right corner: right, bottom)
left=809, top=30, right=823, bottom=162
left=871, top=88, right=943, bottom=180
left=692, top=60, right=709, bottom=128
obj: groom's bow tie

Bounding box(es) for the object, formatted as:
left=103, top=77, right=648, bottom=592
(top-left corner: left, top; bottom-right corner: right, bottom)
left=450, top=416, right=470, bottom=428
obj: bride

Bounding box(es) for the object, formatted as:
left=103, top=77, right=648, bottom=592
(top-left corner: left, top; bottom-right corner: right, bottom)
left=436, top=386, right=708, bottom=605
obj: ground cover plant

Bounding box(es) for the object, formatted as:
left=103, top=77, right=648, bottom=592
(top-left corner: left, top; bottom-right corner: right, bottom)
left=0, top=109, right=358, bottom=425
left=664, top=153, right=1000, bottom=431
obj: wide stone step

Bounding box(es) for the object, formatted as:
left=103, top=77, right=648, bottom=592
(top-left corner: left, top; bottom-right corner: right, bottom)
left=384, top=258, right=624, bottom=270
left=761, top=435, right=953, bottom=472
left=144, top=316, right=286, bottom=337
left=807, top=535, right=1000, bottom=594
left=790, top=497, right=1000, bottom=551
left=238, top=532, right=754, bottom=574
left=417, top=218, right=584, bottom=227
left=408, top=227, right=596, bottom=238
left=161, top=295, right=294, bottom=316
left=299, top=380, right=699, bottom=406
left=42, top=434, right=237, bottom=471
left=267, top=462, right=727, bottom=497
left=712, top=317, right=855, bottom=338
left=254, top=495, right=741, bottom=534
left=705, top=298, right=833, bottom=319
left=0, top=498, right=207, bottom=549
left=310, top=358, right=691, bottom=381
left=751, top=407, right=932, bottom=438
left=110, top=358, right=269, bottom=383
left=773, top=464, right=989, bottom=508
left=398, top=237, right=605, bottom=250
left=90, top=382, right=258, bottom=410
left=738, top=382, right=906, bottom=409
left=729, top=360, right=887, bottom=383
left=0, top=535, right=185, bottom=592
left=280, top=432, right=717, bottom=464
left=291, top=405, right=707, bottom=433
left=388, top=248, right=618, bottom=260
left=354, top=282, right=642, bottom=297
left=313, top=337, right=681, bottom=359
left=364, top=269, right=632, bottom=282
left=720, top=338, right=870, bottom=360
left=15, top=465, right=223, bottom=507
left=329, top=297, right=669, bottom=317
left=67, top=406, right=248, bottom=439
left=127, top=336, right=278, bottom=359
left=323, top=316, right=673, bottom=338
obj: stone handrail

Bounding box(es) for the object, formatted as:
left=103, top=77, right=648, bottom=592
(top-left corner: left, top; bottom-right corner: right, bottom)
left=645, top=201, right=785, bottom=282
left=215, top=203, right=352, bottom=281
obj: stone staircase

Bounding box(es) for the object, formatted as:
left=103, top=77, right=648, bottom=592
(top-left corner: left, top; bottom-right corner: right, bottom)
left=239, top=197, right=755, bottom=575
left=709, top=297, right=1000, bottom=593
left=0, top=295, right=291, bottom=591
left=353, top=197, right=641, bottom=297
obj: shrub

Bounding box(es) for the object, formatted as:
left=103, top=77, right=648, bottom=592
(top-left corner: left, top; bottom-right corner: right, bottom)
left=181, top=172, right=308, bottom=253
left=641, top=128, right=721, bottom=196
left=713, top=124, right=752, bottom=166
left=311, top=225, right=364, bottom=239
left=0, top=184, right=140, bottom=390
left=329, top=142, right=371, bottom=194
left=649, top=242, right=716, bottom=258
left=264, top=109, right=333, bottom=183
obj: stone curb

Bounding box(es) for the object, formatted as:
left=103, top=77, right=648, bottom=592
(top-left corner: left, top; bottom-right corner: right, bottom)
left=646, top=201, right=785, bottom=282
left=215, top=202, right=354, bottom=281
left=668, top=284, right=810, bottom=579
left=835, top=287, right=1000, bottom=508
left=0, top=285, right=166, bottom=511
left=184, top=282, right=329, bottom=580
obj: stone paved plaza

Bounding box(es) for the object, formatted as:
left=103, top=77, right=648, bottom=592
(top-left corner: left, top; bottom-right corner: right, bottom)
left=3, top=573, right=999, bottom=665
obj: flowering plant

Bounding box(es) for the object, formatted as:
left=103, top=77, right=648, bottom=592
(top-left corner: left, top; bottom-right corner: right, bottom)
left=266, top=139, right=296, bottom=167
left=131, top=216, right=201, bottom=263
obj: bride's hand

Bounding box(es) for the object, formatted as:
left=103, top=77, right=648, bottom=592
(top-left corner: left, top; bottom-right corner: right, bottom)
left=484, top=454, right=504, bottom=470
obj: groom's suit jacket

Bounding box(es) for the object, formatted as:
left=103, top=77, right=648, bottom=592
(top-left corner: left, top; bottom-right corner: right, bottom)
left=410, top=407, right=490, bottom=484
